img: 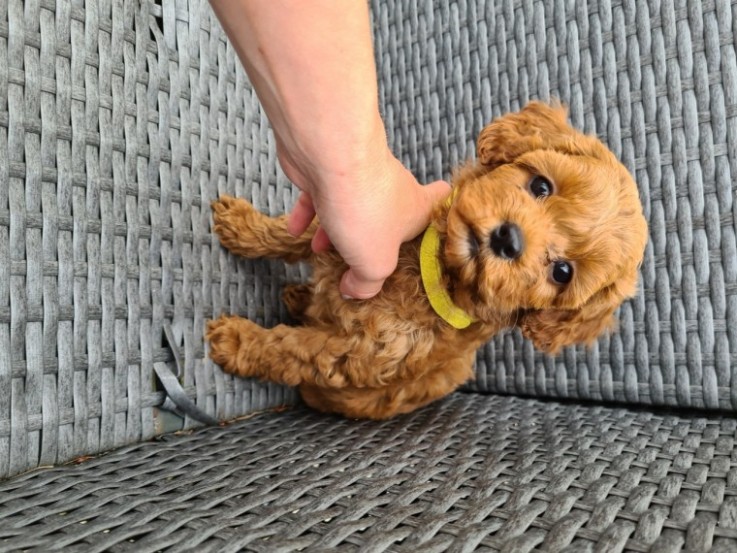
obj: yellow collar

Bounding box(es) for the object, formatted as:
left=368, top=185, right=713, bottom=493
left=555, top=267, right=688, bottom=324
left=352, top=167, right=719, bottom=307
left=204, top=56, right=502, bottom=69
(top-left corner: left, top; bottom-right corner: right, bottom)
left=420, top=224, right=477, bottom=329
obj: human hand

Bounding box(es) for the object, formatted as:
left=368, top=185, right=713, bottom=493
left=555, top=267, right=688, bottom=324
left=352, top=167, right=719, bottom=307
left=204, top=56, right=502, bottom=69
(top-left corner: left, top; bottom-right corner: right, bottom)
left=280, top=143, right=451, bottom=299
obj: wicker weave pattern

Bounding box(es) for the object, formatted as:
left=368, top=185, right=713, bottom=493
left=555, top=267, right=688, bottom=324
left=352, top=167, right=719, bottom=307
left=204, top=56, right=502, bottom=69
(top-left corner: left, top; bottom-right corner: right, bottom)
left=1, top=393, right=736, bottom=552
left=2, top=0, right=737, bottom=479
left=0, top=0, right=297, bottom=479
left=371, top=0, right=737, bottom=410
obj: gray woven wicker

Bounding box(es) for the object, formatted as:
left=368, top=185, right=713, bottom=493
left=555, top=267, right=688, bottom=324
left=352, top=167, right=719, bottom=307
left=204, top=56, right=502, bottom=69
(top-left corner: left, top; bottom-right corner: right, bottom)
left=2, top=393, right=737, bottom=552
left=2, top=0, right=737, bottom=549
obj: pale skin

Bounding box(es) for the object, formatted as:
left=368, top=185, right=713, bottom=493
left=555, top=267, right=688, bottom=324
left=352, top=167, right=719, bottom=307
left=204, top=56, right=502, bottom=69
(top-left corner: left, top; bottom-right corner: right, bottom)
left=209, top=0, right=450, bottom=299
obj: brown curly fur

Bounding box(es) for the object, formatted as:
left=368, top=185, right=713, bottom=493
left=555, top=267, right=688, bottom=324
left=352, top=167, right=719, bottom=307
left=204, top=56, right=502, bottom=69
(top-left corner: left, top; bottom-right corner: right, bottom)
left=207, top=102, right=649, bottom=419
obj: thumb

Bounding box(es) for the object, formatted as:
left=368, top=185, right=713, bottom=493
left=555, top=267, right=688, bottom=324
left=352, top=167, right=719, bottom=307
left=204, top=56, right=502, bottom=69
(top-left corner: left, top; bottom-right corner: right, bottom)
left=401, top=179, right=452, bottom=242
left=423, top=180, right=453, bottom=205
left=339, top=268, right=387, bottom=300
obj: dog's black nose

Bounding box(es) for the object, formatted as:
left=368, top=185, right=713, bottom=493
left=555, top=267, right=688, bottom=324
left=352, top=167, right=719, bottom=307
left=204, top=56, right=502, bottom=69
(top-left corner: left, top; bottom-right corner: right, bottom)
left=490, top=222, right=524, bottom=260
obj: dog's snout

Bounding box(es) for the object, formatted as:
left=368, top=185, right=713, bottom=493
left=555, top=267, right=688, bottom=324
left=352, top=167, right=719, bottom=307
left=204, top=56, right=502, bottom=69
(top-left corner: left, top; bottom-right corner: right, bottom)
left=490, top=222, right=524, bottom=260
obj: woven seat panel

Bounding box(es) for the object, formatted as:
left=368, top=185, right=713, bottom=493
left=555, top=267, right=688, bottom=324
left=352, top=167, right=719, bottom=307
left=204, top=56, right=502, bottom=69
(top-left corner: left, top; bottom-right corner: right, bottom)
left=1, top=393, right=736, bottom=552
left=370, top=0, right=737, bottom=409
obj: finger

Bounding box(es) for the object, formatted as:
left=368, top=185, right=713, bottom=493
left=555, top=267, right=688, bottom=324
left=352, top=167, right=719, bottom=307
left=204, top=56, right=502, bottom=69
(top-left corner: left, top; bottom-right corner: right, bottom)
left=287, top=192, right=316, bottom=236
left=401, top=180, right=453, bottom=242
left=424, top=179, right=453, bottom=205
left=311, top=226, right=332, bottom=252
left=339, top=269, right=387, bottom=300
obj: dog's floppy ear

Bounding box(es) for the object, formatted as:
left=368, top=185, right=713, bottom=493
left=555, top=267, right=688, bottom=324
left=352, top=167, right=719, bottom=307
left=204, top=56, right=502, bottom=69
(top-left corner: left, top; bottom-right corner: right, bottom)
left=518, top=273, right=639, bottom=355
left=477, top=101, right=607, bottom=168
left=518, top=289, right=618, bottom=355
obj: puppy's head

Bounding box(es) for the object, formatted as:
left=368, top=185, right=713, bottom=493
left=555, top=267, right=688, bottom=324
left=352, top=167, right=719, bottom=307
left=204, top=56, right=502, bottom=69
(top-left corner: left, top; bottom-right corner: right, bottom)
left=438, top=101, right=648, bottom=354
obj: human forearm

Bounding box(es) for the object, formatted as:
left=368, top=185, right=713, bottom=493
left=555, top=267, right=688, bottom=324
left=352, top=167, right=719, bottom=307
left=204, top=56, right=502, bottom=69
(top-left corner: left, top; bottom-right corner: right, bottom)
left=209, top=0, right=387, bottom=178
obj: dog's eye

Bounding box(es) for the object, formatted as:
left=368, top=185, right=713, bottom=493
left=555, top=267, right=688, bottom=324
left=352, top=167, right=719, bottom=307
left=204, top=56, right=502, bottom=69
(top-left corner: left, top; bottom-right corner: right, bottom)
left=552, top=261, right=573, bottom=284
left=530, top=176, right=553, bottom=198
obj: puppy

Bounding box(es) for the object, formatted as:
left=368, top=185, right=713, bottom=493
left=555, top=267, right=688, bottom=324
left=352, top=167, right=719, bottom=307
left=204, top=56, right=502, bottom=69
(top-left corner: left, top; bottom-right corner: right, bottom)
left=206, top=102, right=648, bottom=419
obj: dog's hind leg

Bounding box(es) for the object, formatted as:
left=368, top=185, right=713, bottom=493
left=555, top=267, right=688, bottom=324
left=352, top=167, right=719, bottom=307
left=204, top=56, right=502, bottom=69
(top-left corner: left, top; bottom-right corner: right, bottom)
left=298, top=360, right=474, bottom=419
left=211, top=195, right=316, bottom=262
left=206, top=315, right=429, bottom=390
left=282, top=284, right=314, bottom=322
left=207, top=316, right=352, bottom=388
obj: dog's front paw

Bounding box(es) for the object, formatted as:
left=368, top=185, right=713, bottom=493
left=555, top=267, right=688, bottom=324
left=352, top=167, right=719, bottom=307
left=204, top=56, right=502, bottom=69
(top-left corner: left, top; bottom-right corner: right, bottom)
left=206, top=316, right=259, bottom=376
left=211, top=195, right=263, bottom=257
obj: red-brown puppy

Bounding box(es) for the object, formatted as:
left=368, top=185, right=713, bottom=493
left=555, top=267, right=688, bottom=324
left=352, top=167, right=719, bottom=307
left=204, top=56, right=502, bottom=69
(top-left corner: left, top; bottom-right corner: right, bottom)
left=207, top=102, right=648, bottom=419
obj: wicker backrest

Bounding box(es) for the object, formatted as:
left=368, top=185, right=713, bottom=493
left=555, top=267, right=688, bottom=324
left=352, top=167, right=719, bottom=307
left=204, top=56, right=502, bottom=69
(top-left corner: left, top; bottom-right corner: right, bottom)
left=1, top=0, right=736, bottom=479
left=371, top=0, right=737, bottom=410
left=0, top=0, right=296, bottom=479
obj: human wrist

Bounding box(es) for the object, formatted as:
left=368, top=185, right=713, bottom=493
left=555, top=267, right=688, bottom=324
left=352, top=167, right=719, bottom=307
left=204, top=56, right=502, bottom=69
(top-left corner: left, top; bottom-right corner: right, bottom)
left=284, top=109, right=391, bottom=188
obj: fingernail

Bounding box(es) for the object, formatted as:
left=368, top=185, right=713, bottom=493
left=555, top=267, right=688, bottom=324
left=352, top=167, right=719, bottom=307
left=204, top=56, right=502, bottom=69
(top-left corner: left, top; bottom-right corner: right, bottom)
left=341, top=294, right=355, bottom=301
